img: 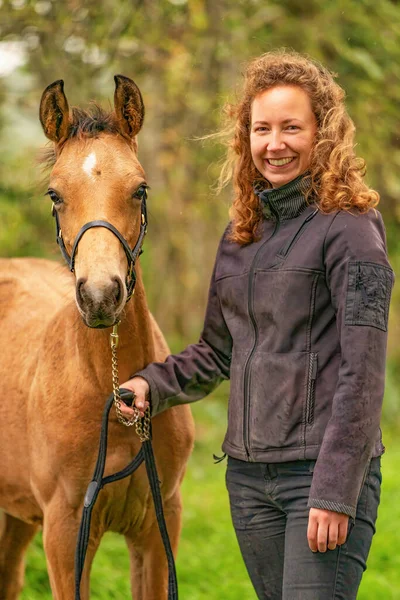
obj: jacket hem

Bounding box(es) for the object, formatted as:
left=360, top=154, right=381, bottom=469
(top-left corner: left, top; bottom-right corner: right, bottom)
left=222, top=439, right=385, bottom=463
left=222, top=440, right=322, bottom=462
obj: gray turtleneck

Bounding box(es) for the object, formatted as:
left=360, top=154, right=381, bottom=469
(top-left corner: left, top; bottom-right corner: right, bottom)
left=254, top=173, right=313, bottom=221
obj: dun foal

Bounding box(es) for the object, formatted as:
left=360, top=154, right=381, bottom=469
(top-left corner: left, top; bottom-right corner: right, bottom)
left=0, top=76, right=194, bottom=599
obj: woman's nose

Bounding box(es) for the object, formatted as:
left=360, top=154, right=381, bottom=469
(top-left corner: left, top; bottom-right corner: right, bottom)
left=267, top=131, right=286, bottom=152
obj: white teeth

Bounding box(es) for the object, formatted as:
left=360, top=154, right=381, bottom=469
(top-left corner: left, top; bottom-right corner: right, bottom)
left=268, top=157, right=294, bottom=166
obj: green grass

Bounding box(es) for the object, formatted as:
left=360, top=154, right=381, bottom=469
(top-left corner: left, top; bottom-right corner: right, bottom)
left=357, top=430, right=400, bottom=600
left=21, top=394, right=400, bottom=599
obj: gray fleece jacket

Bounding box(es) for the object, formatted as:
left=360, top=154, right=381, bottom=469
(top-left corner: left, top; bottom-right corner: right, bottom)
left=135, top=175, right=394, bottom=519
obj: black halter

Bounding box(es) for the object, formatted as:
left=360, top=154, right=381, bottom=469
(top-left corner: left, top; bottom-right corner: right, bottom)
left=52, top=191, right=148, bottom=301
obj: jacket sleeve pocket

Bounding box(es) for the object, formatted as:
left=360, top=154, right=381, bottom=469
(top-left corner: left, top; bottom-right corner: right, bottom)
left=345, top=261, right=394, bottom=331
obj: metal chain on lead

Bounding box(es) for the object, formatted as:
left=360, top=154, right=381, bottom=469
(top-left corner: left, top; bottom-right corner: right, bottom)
left=110, top=323, right=151, bottom=442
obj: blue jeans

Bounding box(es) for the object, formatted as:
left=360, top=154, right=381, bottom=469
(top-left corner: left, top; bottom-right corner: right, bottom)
left=225, top=456, right=381, bottom=599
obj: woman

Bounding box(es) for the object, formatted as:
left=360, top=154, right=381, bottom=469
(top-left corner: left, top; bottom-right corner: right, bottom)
left=121, top=51, right=394, bottom=599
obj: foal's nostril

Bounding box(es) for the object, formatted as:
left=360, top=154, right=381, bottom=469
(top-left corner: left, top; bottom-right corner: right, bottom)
left=112, top=277, right=123, bottom=306
left=76, top=277, right=87, bottom=306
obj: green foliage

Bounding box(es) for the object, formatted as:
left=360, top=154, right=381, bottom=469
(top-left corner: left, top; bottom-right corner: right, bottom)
left=1, top=0, right=399, bottom=339
left=0, top=186, right=51, bottom=257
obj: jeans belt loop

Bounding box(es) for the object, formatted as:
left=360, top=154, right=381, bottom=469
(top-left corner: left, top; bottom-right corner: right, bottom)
left=266, top=463, right=278, bottom=479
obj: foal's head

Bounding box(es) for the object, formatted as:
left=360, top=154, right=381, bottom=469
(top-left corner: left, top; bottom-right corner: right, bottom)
left=40, top=76, right=147, bottom=328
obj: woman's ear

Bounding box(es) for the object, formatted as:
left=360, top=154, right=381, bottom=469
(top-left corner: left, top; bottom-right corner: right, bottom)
left=113, top=75, right=145, bottom=139
left=39, top=79, right=70, bottom=143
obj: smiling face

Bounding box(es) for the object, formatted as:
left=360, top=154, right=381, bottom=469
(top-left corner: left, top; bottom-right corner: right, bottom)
left=250, top=85, right=317, bottom=188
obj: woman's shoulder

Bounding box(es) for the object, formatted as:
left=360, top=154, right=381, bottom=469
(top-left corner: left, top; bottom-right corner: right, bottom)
left=324, top=206, right=386, bottom=238
left=212, top=222, right=234, bottom=265
left=216, top=221, right=235, bottom=249
left=323, top=206, right=390, bottom=264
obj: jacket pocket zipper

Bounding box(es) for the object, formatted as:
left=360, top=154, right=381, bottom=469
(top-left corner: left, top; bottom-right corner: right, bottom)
left=306, top=353, right=318, bottom=425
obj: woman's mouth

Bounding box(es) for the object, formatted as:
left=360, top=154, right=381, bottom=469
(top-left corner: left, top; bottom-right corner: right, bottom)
left=266, top=157, right=296, bottom=167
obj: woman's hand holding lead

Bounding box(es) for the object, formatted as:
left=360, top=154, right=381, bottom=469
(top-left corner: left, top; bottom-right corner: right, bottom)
left=307, top=508, right=350, bottom=552
left=119, top=376, right=150, bottom=418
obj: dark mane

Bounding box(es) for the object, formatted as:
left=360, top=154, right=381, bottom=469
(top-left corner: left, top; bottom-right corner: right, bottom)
left=39, top=103, right=120, bottom=170
left=69, top=104, right=120, bottom=138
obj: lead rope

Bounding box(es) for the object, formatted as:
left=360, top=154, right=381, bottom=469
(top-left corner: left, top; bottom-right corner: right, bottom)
left=110, top=322, right=151, bottom=439
left=74, top=324, right=178, bottom=599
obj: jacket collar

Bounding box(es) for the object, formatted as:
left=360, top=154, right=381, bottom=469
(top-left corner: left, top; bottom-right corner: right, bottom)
left=254, top=173, right=313, bottom=221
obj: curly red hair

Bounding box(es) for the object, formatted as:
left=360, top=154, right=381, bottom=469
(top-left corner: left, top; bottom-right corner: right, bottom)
left=216, top=50, right=379, bottom=245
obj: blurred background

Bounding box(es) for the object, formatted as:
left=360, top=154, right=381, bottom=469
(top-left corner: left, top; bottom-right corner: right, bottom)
left=0, top=0, right=399, bottom=598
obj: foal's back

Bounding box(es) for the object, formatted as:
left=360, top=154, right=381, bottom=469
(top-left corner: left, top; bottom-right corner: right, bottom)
left=0, top=257, right=74, bottom=383
left=1, top=255, right=72, bottom=302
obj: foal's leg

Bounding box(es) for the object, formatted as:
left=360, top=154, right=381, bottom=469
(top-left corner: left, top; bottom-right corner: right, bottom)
left=42, top=501, right=102, bottom=600
left=0, top=512, right=39, bottom=600
left=125, top=537, right=144, bottom=600
left=125, top=491, right=183, bottom=600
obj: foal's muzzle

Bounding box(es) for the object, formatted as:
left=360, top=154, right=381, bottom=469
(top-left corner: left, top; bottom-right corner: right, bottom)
left=76, top=275, right=125, bottom=328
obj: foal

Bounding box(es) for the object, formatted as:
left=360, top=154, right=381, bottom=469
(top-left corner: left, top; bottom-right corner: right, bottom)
left=0, top=76, right=194, bottom=599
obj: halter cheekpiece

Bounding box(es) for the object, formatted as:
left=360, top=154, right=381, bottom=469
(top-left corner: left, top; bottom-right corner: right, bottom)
left=51, top=190, right=148, bottom=301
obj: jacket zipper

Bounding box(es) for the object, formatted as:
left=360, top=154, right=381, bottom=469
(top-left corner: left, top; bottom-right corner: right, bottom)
left=306, top=353, right=318, bottom=425
left=242, top=210, right=280, bottom=460
left=278, top=208, right=319, bottom=258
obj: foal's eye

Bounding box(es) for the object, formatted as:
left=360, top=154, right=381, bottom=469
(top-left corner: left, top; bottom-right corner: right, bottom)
left=133, top=184, right=148, bottom=200
left=46, top=190, right=63, bottom=204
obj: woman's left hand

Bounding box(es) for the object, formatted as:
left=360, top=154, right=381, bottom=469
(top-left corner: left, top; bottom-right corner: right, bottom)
left=307, top=508, right=349, bottom=552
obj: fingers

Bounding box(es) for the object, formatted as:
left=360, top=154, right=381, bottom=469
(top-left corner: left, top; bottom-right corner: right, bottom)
left=337, top=520, right=349, bottom=546
left=118, top=401, right=149, bottom=419
left=307, top=515, right=318, bottom=552
left=327, top=523, right=339, bottom=551
left=118, top=376, right=150, bottom=418
left=118, top=396, right=149, bottom=419
left=308, top=509, right=349, bottom=553
left=317, top=521, right=329, bottom=553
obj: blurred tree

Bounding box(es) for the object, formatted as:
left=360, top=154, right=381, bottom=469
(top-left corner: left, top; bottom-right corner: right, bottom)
left=0, top=0, right=399, bottom=357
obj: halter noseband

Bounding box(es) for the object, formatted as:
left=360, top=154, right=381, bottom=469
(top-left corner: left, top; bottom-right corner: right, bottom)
left=52, top=190, right=148, bottom=302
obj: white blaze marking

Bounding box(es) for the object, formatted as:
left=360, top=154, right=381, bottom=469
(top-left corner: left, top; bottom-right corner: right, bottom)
left=82, top=152, right=97, bottom=180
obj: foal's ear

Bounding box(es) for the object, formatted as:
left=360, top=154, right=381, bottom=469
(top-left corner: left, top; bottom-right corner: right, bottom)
left=39, top=80, right=70, bottom=143
left=114, top=75, right=145, bottom=139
